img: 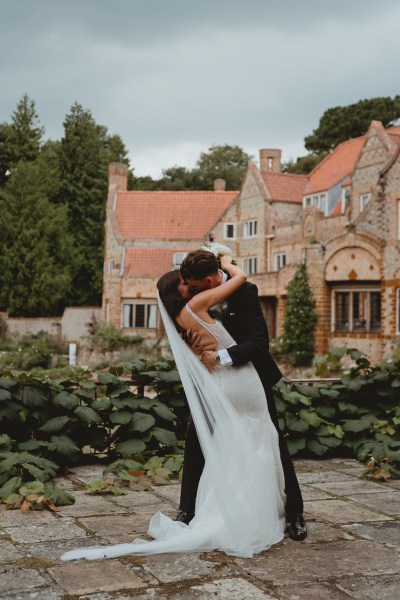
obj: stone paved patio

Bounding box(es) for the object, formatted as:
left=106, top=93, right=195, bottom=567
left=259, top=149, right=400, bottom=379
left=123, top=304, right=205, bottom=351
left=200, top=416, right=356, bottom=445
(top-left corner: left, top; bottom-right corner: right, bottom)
left=0, top=458, right=399, bottom=599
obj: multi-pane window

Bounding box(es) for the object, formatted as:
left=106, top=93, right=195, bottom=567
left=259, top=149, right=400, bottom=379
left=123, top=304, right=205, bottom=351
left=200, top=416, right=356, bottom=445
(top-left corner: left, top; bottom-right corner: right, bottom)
left=274, top=253, right=286, bottom=271
left=333, top=288, right=381, bottom=333
left=243, top=220, right=258, bottom=238
left=122, top=302, right=158, bottom=329
left=243, top=256, right=257, bottom=275
left=398, top=199, right=400, bottom=240
left=303, top=194, right=326, bottom=210
left=360, top=193, right=371, bottom=212
left=224, top=223, right=236, bottom=239
left=397, top=288, right=400, bottom=334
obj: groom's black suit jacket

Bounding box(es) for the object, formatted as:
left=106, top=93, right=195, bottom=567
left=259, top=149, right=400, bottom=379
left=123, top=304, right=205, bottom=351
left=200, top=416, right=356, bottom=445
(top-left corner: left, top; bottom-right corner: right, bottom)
left=220, top=281, right=282, bottom=390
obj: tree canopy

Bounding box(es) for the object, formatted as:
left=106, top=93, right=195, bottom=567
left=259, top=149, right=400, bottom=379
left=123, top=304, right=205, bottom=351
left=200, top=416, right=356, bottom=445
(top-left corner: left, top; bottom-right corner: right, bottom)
left=305, top=96, right=400, bottom=155
left=0, top=95, right=44, bottom=185
left=129, top=144, right=252, bottom=191
left=0, top=162, right=72, bottom=317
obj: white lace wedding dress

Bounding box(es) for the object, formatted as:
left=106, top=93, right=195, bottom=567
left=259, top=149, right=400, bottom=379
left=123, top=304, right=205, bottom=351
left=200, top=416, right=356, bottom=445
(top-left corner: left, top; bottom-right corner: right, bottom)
left=60, top=299, right=286, bottom=562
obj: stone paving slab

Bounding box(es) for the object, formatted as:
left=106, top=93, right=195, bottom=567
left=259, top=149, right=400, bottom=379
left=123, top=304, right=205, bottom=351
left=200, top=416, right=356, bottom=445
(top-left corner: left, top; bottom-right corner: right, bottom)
left=19, top=537, right=108, bottom=561
left=47, top=561, right=147, bottom=595
left=304, top=498, right=393, bottom=523
left=0, top=565, right=54, bottom=596
left=299, top=485, right=333, bottom=501
left=347, top=490, right=400, bottom=515
left=310, top=479, right=387, bottom=496
left=276, top=582, right=354, bottom=599
left=0, top=458, right=399, bottom=599
left=3, top=518, right=87, bottom=543
left=139, top=552, right=234, bottom=584
left=79, top=578, right=278, bottom=600
left=336, top=574, right=400, bottom=599
left=110, top=490, right=167, bottom=509
left=152, top=484, right=182, bottom=504
left=0, top=539, right=24, bottom=563
left=76, top=512, right=165, bottom=543
left=0, top=509, right=59, bottom=527
left=297, top=471, right=356, bottom=484
left=233, top=539, right=400, bottom=585
left=56, top=492, right=130, bottom=517
left=341, top=521, right=400, bottom=551
left=67, top=465, right=106, bottom=484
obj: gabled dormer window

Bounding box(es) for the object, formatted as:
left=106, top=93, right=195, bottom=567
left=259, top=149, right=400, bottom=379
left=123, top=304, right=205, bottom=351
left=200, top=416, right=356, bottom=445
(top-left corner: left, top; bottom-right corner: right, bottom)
left=303, top=193, right=326, bottom=212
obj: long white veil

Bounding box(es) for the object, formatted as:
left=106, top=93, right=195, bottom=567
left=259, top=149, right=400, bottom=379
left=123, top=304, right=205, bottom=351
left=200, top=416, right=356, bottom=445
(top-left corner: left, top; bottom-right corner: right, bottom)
left=60, top=292, right=285, bottom=561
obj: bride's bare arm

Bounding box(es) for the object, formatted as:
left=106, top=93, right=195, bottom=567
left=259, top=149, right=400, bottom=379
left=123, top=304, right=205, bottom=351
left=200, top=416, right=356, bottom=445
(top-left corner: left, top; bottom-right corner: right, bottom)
left=188, top=256, right=247, bottom=313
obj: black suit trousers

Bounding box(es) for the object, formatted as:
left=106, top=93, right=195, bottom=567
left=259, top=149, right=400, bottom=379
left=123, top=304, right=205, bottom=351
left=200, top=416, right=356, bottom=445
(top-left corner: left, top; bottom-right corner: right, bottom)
left=179, top=385, right=303, bottom=519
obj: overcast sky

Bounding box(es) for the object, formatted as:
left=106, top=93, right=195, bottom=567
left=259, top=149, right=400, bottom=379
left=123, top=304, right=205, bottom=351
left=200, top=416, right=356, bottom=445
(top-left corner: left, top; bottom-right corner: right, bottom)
left=1, top=0, right=399, bottom=177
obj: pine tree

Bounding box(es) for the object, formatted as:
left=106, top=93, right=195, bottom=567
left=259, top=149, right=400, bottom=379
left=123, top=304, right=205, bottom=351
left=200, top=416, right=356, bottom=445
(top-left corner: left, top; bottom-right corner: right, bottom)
left=59, top=103, right=130, bottom=306
left=282, top=263, right=317, bottom=366
left=0, top=95, right=44, bottom=184
left=0, top=162, right=72, bottom=317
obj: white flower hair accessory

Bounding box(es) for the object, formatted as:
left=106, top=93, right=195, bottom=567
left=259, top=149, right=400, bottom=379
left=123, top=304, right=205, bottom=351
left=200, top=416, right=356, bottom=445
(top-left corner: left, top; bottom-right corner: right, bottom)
left=200, top=243, right=237, bottom=266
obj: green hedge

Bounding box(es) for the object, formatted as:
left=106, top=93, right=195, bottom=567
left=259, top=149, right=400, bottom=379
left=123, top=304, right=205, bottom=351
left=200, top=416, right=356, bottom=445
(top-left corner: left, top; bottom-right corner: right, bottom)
left=1, top=351, right=399, bottom=508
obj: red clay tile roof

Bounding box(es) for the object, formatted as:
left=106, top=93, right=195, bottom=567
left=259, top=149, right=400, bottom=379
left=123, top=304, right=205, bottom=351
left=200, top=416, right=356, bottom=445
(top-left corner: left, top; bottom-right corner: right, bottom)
left=261, top=172, right=306, bottom=203
left=306, top=137, right=365, bottom=195
left=124, top=247, right=193, bottom=277
left=306, top=125, right=400, bottom=196
left=115, top=191, right=237, bottom=239
left=330, top=199, right=342, bottom=217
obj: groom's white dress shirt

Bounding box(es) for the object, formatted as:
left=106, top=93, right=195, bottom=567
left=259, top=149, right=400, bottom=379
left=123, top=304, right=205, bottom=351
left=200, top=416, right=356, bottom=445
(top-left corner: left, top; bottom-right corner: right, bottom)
left=214, top=271, right=233, bottom=367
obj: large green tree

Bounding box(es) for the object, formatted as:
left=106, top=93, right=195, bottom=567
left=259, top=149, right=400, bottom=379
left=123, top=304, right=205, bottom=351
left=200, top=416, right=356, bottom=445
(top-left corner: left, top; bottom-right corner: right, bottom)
left=0, top=95, right=44, bottom=185
left=130, top=144, right=251, bottom=191
left=0, top=162, right=72, bottom=317
left=194, top=144, right=251, bottom=190
left=305, top=96, right=400, bottom=154
left=59, top=103, right=130, bottom=306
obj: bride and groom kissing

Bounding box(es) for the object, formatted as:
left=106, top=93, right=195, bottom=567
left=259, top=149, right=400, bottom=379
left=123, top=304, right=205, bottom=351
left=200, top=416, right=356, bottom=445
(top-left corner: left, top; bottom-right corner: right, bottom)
left=61, top=248, right=306, bottom=561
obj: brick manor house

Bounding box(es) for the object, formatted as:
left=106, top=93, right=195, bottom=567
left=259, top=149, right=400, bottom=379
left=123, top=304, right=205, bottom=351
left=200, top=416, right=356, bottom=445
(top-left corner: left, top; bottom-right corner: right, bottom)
left=102, top=120, right=400, bottom=363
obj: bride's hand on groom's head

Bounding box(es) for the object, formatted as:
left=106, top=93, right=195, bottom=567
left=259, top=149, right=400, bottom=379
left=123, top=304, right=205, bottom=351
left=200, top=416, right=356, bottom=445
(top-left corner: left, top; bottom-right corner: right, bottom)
left=220, top=255, right=233, bottom=268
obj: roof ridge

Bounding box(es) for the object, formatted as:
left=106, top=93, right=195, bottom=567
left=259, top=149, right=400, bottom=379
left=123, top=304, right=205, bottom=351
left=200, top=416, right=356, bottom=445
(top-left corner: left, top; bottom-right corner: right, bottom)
left=262, top=171, right=307, bottom=179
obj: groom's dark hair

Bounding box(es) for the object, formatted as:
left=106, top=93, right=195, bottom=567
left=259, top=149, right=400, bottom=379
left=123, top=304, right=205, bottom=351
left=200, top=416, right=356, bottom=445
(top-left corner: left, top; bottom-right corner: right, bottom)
left=180, top=250, right=219, bottom=281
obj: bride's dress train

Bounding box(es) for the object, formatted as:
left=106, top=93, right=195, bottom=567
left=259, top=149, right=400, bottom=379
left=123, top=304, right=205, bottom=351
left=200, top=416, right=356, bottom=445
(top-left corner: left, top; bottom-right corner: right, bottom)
left=60, top=300, right=286, bottom=561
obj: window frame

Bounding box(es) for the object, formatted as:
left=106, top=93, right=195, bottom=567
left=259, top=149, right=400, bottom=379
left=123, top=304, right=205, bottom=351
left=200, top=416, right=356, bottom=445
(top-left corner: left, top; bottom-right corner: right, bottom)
left=243, top=256, right=257, bottom=275
left=331, top=286, right=381, bottom=334
left=122, top=301, right=158, bottom=329
left=360, top=193, right=371, bottom=212
left=397, top=288, right=400, bottom=334
left=274, top=252, right=286, bottom=271
left=243, top=219, right=258, bottom=238
left=223, top=222, right=236, bottom=240
left=172, top=252, right=187, bottom=268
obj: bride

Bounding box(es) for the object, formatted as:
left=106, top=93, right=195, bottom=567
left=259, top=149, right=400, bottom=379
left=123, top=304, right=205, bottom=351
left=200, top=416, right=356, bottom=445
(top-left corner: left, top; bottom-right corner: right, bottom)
left=61, top=255, right=286, bottom=561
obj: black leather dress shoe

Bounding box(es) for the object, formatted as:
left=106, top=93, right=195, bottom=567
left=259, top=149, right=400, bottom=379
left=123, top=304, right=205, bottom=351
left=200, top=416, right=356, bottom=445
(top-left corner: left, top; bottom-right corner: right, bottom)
left=287, top=514, right=307, bottom=541
left=174, top=510, right=194, bottom=525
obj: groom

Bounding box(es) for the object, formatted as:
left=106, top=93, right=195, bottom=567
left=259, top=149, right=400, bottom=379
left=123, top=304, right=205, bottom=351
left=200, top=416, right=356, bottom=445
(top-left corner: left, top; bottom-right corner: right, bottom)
left=177, top=249, right=307, bottom=541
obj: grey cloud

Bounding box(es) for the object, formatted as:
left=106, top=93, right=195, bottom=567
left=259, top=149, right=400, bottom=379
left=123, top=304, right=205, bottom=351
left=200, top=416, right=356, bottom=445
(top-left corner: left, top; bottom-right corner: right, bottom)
left=1, top=0, right=399, bottom=177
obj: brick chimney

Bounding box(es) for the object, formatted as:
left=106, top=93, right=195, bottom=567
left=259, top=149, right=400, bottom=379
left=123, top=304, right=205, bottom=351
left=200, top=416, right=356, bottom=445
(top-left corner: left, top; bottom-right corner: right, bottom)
left=213, top=178, right=226, bottom=191
left=259, top=149, right=282, bottom=174
left=108, top=162, right=128, bottom=192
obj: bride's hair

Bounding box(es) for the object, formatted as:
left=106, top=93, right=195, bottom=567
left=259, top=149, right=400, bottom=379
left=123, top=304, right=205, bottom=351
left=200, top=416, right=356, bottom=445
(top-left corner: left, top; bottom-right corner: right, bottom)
left=157, top=270, right=187, bottom=321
